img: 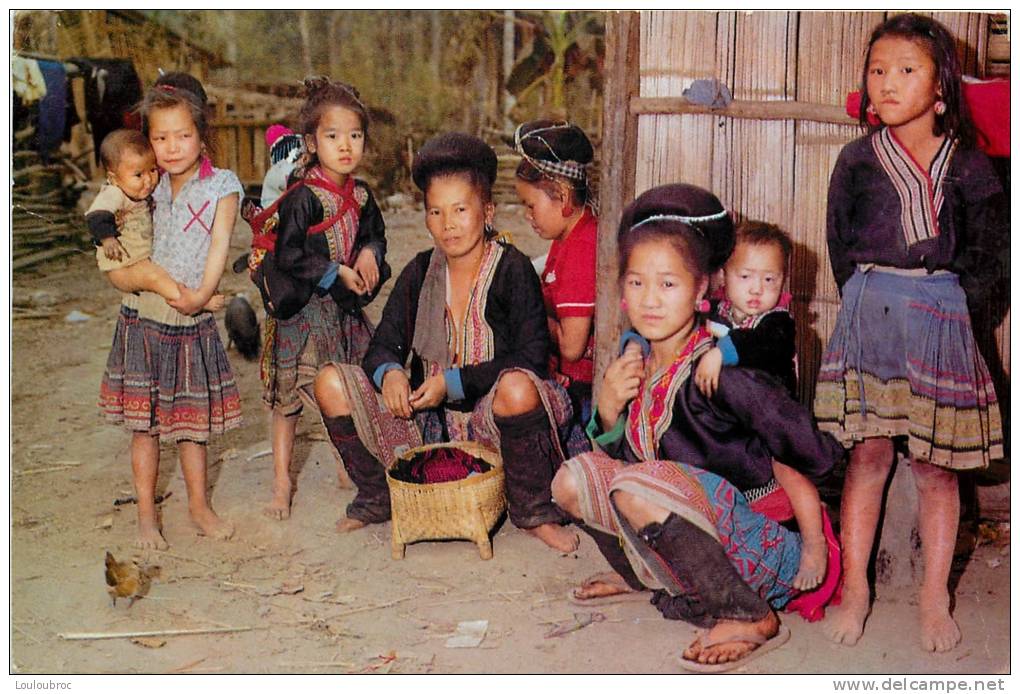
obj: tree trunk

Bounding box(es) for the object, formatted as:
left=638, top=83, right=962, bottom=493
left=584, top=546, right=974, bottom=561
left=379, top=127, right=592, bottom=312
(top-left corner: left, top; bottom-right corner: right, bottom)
left=219, top=10, right=239, bottom=83
left=429, top=11, right=442, bottom=121
left=328, top=12, right=343, bottom=78
left=502, top=10, right=516, bottom=129
left=297, top=10, right=314, bottom=77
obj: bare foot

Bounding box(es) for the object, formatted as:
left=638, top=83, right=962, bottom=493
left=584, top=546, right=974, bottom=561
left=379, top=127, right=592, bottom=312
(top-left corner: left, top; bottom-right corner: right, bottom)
left=526, top=523, right=579, bottom=553
left=823, top=581, right=870, bottom=646
left=682, top=611, right=780, bottom=666
left=919, top=588, right=961, bottom=652
left=203, top=294, right=225, bottom=312
left=336, top=465, right=354, bottom=490
left=263, top=478, right=292, bottom=520
left=336, top=516, right=367, bottom=533
left=190, top=506, right=235, bottom=540
left=135, top=522, right=169, bottom=550
left=793, top=532, right=828, bottom=591
left=571, top=571, right=636, bottom=601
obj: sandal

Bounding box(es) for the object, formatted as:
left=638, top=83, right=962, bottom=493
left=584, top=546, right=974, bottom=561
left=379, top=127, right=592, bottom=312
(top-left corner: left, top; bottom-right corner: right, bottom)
left=679, top=623, right=791, bottom=673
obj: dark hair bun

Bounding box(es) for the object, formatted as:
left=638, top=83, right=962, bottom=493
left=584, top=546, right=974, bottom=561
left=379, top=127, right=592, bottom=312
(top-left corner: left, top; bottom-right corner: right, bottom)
left=302, top=75, right=361, bottom=101
left=411, top=132, right=498, bottom=193
left=619, top=183, right=734, bottom=272
left=154, top=71, right=208, bottom=106
left=517, top=120, right=594, bottom=164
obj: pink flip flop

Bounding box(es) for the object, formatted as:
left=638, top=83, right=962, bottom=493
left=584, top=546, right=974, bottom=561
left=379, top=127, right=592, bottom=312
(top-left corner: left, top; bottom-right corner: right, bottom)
left=678, top=623, right=791, bottom=673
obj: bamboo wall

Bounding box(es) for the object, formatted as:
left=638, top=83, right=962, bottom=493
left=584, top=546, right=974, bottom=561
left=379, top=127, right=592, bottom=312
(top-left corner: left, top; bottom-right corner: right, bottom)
left=620, top=10, right=1008, bottom=408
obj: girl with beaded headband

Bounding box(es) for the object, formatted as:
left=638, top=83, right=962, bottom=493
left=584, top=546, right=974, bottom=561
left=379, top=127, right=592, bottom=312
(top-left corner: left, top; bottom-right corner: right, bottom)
left=259, top=76, right=388, bottom=521
left=815, top=14, right=1006, bottom=652
left=513, top=120, right=599, bottom=465
left=550, top=183, right=844, bottom=672
left=98, top=72, right=243, bottom=549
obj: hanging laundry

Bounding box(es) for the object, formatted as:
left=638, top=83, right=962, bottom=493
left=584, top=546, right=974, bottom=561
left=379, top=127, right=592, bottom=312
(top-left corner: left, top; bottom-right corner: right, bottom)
left=11, top=55, right=47, bottom=104
left=69, top=57, right=143, bottom=164
left=35, top=60, right=68, bottom=160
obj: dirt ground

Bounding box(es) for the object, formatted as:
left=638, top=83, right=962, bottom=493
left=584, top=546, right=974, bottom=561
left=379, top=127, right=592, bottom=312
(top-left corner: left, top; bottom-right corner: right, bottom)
left=8, top=205, right=1011, bottom=675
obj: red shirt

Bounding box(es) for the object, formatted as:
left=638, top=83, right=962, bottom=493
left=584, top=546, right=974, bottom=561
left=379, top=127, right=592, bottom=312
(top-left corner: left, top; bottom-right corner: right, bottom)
left=541, top=208, right=597, bottom=384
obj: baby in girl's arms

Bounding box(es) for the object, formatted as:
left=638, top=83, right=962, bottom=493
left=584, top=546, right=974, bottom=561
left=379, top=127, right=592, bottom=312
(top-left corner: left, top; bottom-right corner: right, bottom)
left=86, top=129, right=222, bottom=311
left=694, top=220, right=828, bottom=591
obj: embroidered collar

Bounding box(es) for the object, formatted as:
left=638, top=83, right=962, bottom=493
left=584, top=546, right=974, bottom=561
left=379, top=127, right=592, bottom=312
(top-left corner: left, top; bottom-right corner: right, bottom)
left=717, top=291, right=792, bottom=329
left=305, top=166, right=356, bottom=199
left=871, top=128, right=957, bottom=247
left=626, top=325, right=714, bottom=460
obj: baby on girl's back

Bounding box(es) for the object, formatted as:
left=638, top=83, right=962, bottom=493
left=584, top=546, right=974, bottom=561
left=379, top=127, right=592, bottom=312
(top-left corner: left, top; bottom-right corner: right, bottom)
left=694, top=221, right=829, bottom=591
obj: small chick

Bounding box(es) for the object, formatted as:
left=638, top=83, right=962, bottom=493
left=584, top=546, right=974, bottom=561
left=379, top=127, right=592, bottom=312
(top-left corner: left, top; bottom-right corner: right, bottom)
left=104, top=551, right=150, bottom=607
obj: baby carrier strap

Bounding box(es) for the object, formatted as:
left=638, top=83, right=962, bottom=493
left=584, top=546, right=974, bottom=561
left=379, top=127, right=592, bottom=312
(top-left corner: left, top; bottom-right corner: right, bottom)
left=250, top=180, right=307, bottom=252
left=305, top=177, right=364, bottom=235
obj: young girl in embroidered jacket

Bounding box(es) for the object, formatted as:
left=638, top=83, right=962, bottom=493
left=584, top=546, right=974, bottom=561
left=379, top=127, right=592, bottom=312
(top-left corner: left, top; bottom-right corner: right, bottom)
left=259, top=77, right=387, bottom=520
left=512, top=120, right=598, bottom=425
left=99, top=72, right=242, bottom=549
left=550, top=184, right=844, bottom=672
left=813, top=15, right=1006, bottom=652
left=313, top=132, right=582, bottom=553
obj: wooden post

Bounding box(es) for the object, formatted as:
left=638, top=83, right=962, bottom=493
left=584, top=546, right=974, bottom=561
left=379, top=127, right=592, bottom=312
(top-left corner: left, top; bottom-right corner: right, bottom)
left=593, top=10, right=640, bottom=399
left=874, top=454, right=922, bottom=597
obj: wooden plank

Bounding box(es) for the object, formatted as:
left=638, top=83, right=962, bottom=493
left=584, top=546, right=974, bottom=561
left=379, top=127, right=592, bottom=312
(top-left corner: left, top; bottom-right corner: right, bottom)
left=636, top=11, right=718, bottom=194
left=238, top=124, right=254, bottom=183
left=631, top=96, right=856, bottom=125
left=12, top=246, right=78, bottom=271
left=593, top=10, right=640, bottom=397
left=791, top=11, right=881, bottom=404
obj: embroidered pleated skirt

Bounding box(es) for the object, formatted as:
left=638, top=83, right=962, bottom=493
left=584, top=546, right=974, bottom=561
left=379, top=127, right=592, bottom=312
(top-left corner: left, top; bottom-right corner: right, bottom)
left=261, top=294, right=372, bottom=415
left=813, top=266, right=1003, bottom=470
left=99, top=294, right=243, bottom=443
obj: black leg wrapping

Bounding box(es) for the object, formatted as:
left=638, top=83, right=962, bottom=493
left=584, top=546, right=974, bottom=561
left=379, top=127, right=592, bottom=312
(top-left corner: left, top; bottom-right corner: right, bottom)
left=636, top=513, right=771, bottom=626
left=495, top=407, right=566, bottom=529
left=322, top=415, right=391, bottom=524
left=576, top=522, right=646, bottom=592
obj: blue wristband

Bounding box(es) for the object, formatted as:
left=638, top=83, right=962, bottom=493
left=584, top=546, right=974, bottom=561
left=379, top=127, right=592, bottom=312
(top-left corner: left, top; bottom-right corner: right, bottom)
left=717, top=334, right=739, bottom=366
left=372, top=362, right=402, bottom=389
left=317, top=262, right=339, bottom=290
left=444, top=368, right=465, bottom=402
left=618, top=330, right=650, bottom=358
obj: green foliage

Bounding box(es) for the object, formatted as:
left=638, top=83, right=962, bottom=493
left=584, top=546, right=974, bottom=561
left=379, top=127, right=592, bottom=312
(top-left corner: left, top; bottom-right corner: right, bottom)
left=175, top=10, right=604, bottom=194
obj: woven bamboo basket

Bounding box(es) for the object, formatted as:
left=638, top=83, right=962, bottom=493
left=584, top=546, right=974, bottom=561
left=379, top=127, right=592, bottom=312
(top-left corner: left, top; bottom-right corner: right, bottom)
left=387, top=441, right=506, bottom=560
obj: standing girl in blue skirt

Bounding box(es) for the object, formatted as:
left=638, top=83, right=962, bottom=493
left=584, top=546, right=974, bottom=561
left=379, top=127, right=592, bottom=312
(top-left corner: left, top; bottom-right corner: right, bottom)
left=814, top=14, right=1006, bottom=652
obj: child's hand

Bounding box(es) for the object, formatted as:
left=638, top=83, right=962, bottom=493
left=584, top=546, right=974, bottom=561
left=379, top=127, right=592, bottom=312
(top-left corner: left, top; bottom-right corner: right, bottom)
left=597, top=342, right=643, bottom=428
left=338, top=265, right=367, bottom=295
left=409, top=373, right=447, bottom=411
left=101, top=237, right=128, bottom=262
left=203, top=294, right=226, bottom=312
left=353, top=248, right=380, bottom=293
left=167, top=284, right=207, bottom=315
left=694, top=347, right=723, bottom=397
left=381, top=369, right=413, bottom=419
